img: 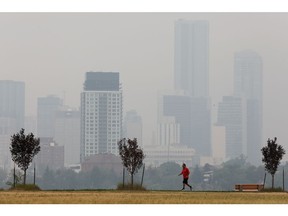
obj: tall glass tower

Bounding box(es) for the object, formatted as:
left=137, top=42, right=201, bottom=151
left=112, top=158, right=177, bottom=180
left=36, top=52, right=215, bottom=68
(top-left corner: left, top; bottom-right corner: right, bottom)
left=0, top=80, right=25, bottom=168
left=234, top=50, right=263, bottom=165
left=217, top=50, right=263, bottom=165
left=174, top=19, right=209, bottom=98
left=169, top=20, right=211, bottom=157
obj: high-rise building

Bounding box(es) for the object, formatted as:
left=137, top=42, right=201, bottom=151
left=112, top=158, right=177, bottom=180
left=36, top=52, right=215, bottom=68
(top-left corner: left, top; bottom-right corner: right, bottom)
left=158, top=92, right=211, bottom=156
left=80, top=72, right=122, bottom=162
left=174, top=19, right=209, bottom=98
left=0, top=80, right=25, bottom=169
left=171, top=19, right=211, bottom=157
left=234, top=50, right=263, bottom=165
left=36, top=137, right=64, bottom=172
left=123, top=110, right=142, bottom=147
left=217, top=96, right=247, bottom=159
left=0, top=80, right=25, bottom=130
left=37, top=95, right=63, bottom=138
left=217, top=50, right=263, bottom=165
left=54, top=109, right=80, bottom=167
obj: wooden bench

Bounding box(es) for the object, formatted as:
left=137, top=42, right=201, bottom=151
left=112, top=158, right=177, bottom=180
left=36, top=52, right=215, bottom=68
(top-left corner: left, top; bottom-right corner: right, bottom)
left=234, top=184, right=264, bottom=192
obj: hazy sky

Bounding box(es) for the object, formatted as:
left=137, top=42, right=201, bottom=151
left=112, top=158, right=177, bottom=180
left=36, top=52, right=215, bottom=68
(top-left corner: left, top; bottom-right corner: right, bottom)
left=1, top=13, right=288, bottom=159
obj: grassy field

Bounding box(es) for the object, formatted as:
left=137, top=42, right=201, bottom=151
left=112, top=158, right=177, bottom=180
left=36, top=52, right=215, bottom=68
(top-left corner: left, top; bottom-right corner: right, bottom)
left=0, top=190, right=288, bottom=204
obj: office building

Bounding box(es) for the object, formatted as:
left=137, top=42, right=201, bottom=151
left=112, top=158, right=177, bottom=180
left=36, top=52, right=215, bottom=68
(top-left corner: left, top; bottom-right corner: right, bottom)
left=123, top=110, right=142, bottom=146
left=54, top=109, right=80, bottom=167
left=37, top=95, right=63, bottom=138
left=80, top=72, right=122, bottom=162
left=0, top=80, right=25, bottom=169
left=217, top=50, right=262, bottom=165
left=234, top=50, right=263, bottom=165
left=172, top=20, right=211, bottom=157
left=174, top=19, right=209, bottom=97
left=158, top=92, right=211, bottom=156
left=36, top=137, right=64, bottom=172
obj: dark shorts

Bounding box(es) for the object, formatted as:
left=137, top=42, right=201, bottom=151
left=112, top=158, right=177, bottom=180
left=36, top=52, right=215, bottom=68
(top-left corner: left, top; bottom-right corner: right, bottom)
left=183, top=178, right=188, bottom=184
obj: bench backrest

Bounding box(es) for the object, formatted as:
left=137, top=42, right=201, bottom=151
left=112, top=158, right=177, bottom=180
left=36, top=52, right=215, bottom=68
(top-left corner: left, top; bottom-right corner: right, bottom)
left=235, top=184, right=264, bottom=191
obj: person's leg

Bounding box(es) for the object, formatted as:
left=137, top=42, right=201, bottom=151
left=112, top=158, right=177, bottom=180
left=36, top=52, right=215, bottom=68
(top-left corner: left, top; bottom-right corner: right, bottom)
left=186, top=183, right=192, bottom=190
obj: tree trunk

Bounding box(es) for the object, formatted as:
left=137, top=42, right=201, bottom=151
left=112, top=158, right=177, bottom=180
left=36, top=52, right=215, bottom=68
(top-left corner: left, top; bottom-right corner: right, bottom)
left=272, top=174, right=275, bottom=189
left=131, top=173, right=134, bottom=188
left=24, top=169, right=27, bottom=185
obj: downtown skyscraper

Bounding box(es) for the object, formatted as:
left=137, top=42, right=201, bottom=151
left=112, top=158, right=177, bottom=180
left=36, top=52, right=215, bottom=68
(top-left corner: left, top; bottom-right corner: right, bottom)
left=158, top=20, right=211, bottom=161
left=0, top=80, right=25, bottom=168
left=80, top=72, right=122, bottom=162
left=217, top=50, right=263, bottom=165
left=171, top=20, right=211, bottom=157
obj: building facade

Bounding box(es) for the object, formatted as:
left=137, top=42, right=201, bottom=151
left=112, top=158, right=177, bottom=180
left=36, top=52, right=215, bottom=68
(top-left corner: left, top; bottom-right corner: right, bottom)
left=234, top=50, right=263, bottom=165
left=80, top=72, right=122, bottom=162
left=54, top=109, right=80, bottom=167
left=172, top=20, right=211, bottom=157
left=174, top=19, right=209, bottom=98
left=0, top=80, right=25, bottom=169
left=123, top=110, right=142, bottom=147
left=217, top=50, right=262, bottom=165
left=37, top=95, right=63, bottom=138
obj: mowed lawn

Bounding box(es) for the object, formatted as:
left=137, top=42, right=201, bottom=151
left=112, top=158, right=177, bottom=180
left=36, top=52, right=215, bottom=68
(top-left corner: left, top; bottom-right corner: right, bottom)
left=1, top=190, right=288, bottom=204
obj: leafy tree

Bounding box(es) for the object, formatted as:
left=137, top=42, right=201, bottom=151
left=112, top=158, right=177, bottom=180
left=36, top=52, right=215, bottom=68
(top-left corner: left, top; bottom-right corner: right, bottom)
left=118, top=138, right=145, bottom=187
left=10, top=128, right=40, bottom=185
left=261, top=137, right=285, bottom=189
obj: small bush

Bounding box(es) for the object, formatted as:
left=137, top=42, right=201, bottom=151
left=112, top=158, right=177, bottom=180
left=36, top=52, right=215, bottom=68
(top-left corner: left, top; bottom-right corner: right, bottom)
left=261, top=187, right=284, bottom=192
left=9, top=184, right=41, bottom=191
left=117, top=183, right=146, bottom=191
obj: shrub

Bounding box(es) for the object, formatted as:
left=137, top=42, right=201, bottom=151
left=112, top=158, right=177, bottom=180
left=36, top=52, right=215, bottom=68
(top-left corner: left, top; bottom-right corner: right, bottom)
left=261, top=187, right=284, bottom=192
left=117, top=183, right=146, bottom=191
left=9, top=184, right=41, bottom=191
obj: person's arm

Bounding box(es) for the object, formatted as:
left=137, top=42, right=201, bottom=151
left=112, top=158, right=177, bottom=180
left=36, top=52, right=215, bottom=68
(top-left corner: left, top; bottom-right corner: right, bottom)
left=178, top=170, right=183, bottom=176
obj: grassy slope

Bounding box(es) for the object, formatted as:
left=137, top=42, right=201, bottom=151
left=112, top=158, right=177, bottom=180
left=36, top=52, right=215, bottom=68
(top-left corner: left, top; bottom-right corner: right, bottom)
left=0, top=190, right=288, bottom=204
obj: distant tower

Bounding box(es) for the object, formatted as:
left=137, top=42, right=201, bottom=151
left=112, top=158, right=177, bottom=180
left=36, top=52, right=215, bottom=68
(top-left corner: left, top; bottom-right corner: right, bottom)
left=0, top=80, right=25, bottom=169
left=124, top=110, right=142, bottom=147
left=80, top=72, right=123, bottom=162
left=217, top=50, right=263, bottom=165
left=37, top=95, right=63, bottom=138
left=54, top=108, right=80, bottom=166
left=171, top=19, right=211, bottom=157
left=234, top=50, right=263, bottom=165
left=174, top=19, right=209, bottom=97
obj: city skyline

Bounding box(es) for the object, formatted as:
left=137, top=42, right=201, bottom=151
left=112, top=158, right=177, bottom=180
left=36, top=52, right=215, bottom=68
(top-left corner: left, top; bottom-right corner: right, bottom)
left=1, top=13, right=288, bottom=161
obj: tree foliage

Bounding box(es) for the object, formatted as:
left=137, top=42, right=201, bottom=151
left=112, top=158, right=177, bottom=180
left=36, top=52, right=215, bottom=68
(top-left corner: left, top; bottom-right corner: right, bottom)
left=10, top=128, right=40, bottom=185
left=261, top=137, right=285, bottom=188
left=117, top=138, right=145, bottom=187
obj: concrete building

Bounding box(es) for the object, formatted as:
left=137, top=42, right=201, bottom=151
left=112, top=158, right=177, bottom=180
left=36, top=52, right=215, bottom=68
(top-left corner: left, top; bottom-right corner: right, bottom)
left=143, top=144, right=195, bottom=168
left=0, top=80, right=25, bottom=169
left=54, top=109, right=80, bottom=167
left=37, top=95, right=63, bottom=138
left=234, top=50, right=263, bottom=165
left=80, top=72, right=123, bottom=162
left=123, top=110, right=142, bottom=147
left=158, top=92, right=211, bottom=156
left=174, top=19, right=209, bottom=98
left=36, top=137, right=64, bottom=172
left=217, top=51, right=262, bottom=165
left=172, top=20, right=212, bottom=157
left=81, top=153, right=122, bottom=175
left=217, top=96, right=247, bottom=160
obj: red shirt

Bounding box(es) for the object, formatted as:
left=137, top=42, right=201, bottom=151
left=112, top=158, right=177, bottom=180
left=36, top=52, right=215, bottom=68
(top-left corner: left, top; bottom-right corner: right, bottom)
left=181, top=167, right=190, bottom=179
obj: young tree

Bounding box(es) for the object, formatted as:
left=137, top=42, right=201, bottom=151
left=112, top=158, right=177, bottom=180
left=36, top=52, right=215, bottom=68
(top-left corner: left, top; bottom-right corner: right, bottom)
left=261, top=137, right=285, bottom=189
left=10, top=128, right=40, bottom=185
left=118, top=138, right=145, bottom=187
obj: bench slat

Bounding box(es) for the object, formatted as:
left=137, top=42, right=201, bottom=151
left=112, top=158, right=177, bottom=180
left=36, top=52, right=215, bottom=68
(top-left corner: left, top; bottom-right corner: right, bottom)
left=234, top=184, right=264, bottom=191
